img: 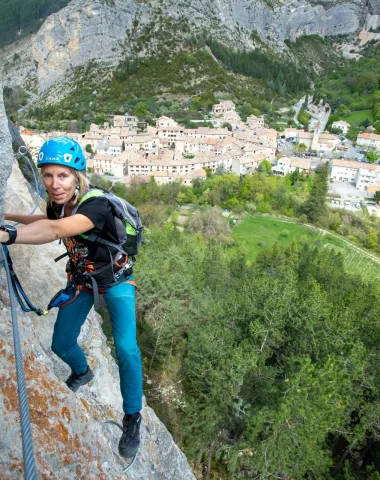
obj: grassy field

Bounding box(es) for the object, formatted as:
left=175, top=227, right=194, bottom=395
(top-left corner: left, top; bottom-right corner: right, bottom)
left=344, top=109, right=374, bottom=126
left=232, top=215, right=380, bottom=280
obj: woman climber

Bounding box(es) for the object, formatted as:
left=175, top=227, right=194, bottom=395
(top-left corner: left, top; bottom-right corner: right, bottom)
left=0, top=136, right=143, bottom=459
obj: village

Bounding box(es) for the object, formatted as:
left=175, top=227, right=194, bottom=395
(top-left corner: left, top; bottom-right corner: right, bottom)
left=20, top=100, right=380, bottom=211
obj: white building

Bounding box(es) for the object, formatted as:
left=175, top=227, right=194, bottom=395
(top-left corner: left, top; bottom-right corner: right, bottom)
left=212, top=100, right=236, bottom=116
left=113, top=115, right=139, bottom=129
left=272, top=156, right=311, bottom=176
left=120, top=133, right=161, bottom=153
left=93, top=154, right=126, bottom=176
left=330, top=159, right=380, bottom=189
left=108, top=139, right=125, bottom=155
left=183, top=127, right=229, bottom=140
left=156, top=116, right=180, bottom=128
left=246, top=115, right=265, bottom=128
left=356, top=132, right=380, bottom=151
left=151, top=169, right=207, bottom=186
left=331, top=120, right=350, bottom=135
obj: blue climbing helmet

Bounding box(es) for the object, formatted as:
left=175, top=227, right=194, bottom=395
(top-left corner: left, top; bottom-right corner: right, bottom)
left=37, top=136, right=86, bottom=171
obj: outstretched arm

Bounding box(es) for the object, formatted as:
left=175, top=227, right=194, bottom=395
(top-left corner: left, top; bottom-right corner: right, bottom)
left=0, top=214, right=95, bottom=245
left=4, top=213, right=47, bottom=224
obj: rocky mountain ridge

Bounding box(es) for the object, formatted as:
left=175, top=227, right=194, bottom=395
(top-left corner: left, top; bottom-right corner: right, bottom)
left=0, top=0, right=375, bottom=99
left=0, top=82, right=195, bottom=479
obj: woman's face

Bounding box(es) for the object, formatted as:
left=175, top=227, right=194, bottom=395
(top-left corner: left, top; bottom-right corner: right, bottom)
left=41, top=164, right=77, bottom=204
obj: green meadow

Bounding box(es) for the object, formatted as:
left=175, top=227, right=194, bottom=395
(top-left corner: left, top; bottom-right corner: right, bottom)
left=344, top=109, right=374, bottom=126
left=233, top=215, right=380, bottom=280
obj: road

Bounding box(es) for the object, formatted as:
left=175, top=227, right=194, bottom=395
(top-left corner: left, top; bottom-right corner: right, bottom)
left=292, top=96, right=305, bottom=126
left=321, top=139, right=365, bottom=161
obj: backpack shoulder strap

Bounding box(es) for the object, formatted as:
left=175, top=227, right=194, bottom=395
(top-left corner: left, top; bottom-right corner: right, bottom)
left=71, top=188, right=105, bottom=216
left=79, top=188, right=105, bottom=205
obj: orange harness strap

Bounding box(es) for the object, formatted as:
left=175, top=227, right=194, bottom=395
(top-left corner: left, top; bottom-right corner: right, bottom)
left=125, top=279, right=138, bottom=290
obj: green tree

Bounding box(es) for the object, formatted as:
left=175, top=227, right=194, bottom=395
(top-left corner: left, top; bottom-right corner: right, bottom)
left=297, top=108, right=311, bottom=128
left=294, top=142, right=307, bottom=154
left=134, top=102, right=147, bottom=118
left=214, top=164, right=227, bottom=176
left=365, top=151, right=380, bottom=163
left=204, top=167, right=212, bottom=178
left=176, top=192, right=187, bottom=205
left=257, top=159, right=272, bottom=174
left=336, top=104, right=351, bottom=118
left=365, top=230, right=379, bottom=250
left=221, top=122, right=233, bottom=131
left=303, top=163, right=329, bottom=223
left=289, top=167, right=300, bottom=185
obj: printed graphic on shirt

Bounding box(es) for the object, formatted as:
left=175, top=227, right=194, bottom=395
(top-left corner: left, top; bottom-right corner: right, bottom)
left=63, top=236, right=95, bottom=272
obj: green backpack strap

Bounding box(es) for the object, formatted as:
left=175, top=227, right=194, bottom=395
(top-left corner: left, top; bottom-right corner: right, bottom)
left=78, top=188, right=105, bottom=205
left=76, top=189, right=106, bottom=240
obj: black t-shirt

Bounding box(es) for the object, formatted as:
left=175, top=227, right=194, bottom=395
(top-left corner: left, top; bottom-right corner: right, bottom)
left=47, top=197, right=126, bottom=279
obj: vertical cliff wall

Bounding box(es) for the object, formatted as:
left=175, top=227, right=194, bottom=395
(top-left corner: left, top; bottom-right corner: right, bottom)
left=0, top=0, right=368, bottom=95
left=0, top=82, right=12, bottom=221
left=0, top=79, right=195, bottom=480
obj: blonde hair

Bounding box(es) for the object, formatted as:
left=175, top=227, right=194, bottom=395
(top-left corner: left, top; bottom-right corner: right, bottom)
left=42, top=167, right=91, bottom=206
left=74, top=170, right=91, bottom=203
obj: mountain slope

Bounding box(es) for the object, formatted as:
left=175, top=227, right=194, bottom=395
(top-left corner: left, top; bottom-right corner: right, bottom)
left=0, top=0, right=367, bottom=95
left=0, top=0, right=71, bottom=48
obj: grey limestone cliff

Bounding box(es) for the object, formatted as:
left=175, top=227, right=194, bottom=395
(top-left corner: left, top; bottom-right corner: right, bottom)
left=369, top=0, right=380, bottom=14
left=0, top=81, right=195, bottom=479
left=0, top=0, right=369, bottom=95
left=0, top=84, right=12, bottom=222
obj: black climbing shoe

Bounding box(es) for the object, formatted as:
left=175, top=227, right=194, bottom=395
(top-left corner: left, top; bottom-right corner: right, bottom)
left=118, top=413, right=141, bottom=458
left=65, top=366, right=94, bottom=392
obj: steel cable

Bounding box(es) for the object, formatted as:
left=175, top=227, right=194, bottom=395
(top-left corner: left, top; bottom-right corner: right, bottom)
left=1, top=247, right=38, bottom=479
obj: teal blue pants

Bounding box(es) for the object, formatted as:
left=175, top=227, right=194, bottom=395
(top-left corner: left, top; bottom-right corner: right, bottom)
left=51, top=280, right=142, bottom=414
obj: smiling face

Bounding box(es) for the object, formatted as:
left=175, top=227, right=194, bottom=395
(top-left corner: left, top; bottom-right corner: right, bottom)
left=41, top=164, right=77, bottom=204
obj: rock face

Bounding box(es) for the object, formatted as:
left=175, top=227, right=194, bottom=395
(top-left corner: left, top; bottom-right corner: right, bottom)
left=0, top=82, right=195, bottom=479
left=369, top=0, right=380, bottom=14
left=0, top=0, right=369, bottom=93
left=0, top=83, right=12, bottom=221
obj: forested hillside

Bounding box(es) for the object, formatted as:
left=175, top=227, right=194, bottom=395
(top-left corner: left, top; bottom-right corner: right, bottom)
left=207, top=38, right=311, bottom=96
left=131, top=225, right=380, bottom=480
left=90, top=166, right=380, bottom=478
left=15, top=40, right=317, bottom=131
left=16, top=48, right=277, bottom=130
left=0, top=0, right=70, bottom=47
left=318, top=42, right=380, bottom=138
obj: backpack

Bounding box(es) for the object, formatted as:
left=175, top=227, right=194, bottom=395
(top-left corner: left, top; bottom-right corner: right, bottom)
left=76, top=187, right=144, bottom=258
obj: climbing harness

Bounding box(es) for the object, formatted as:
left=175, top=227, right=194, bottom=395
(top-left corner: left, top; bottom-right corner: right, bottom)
left=1, top=245, right=48, bottom=316
left=0, top=246, right=38, bottom=480
left=47, top=271, right=137, bottom=312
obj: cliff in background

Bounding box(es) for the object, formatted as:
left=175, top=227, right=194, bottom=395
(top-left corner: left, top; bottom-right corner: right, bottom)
left=0, top=0, right=372, bottom=97
left=0, top=81, right=195, bottom=480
